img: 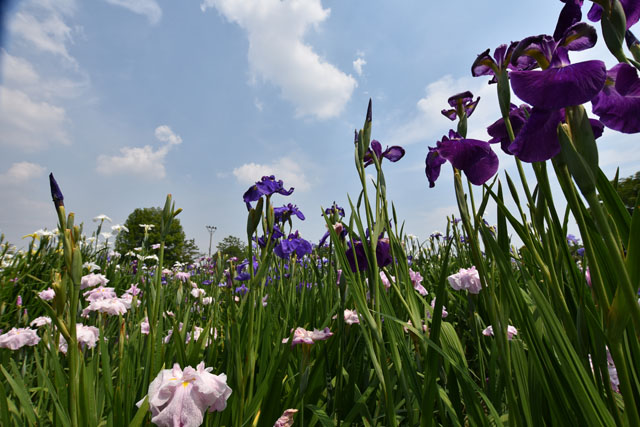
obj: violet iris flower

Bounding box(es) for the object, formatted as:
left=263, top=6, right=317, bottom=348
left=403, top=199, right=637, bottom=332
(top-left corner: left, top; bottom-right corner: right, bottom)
left=472, top=42, right=537, bottom=83
left=324, top=202, right=345, bottom=217
left=274, top=232, right=312, bottom=259
left=507, top=23, right=606, bottom=162
left=441, top=91, right=480, bottom=120
left=242, top=175, right=294, bottom=209
left=363, top=140, right=405, bottom=167
left=425, top=130, right=499, bottom=188
left=592, top=62, right=640, bottom=133
left=274, top=203, right=305, bottom=222
left=345, top=238, right=392, bottom=272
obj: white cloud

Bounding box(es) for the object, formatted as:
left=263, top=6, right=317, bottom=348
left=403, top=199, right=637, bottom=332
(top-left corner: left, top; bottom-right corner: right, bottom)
left=0, top=86, right=70, bottom=150
left=232, top=156, right=311, bottom=192
left=201, top=0, right=356, bottom=120
left=104, top=0, right=162, bottom=25
left=353, top=56, right=366, bottom=76
left=9, top=12, right=76, bottom=65
left=0, top=162, right=46, bottom=184
left=389, top=75, right=500, bottom=147
left=1, top=51, right=40, bottom=86
left=96, top=125, right=182, bottom=179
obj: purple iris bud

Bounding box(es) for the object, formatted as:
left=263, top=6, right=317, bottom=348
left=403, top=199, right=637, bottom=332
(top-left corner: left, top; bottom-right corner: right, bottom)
left=363, top=140, right=405, bottom=167
left=242, top=175, right=294, bottom=209
left=49, top=173, right=64, bottom=208
left=487, top=104, right=531, bottom=154
left=588, top=0, right=640, bottom=29
left=274, top=203, right=305, bottom=222
left=441, top=91, right=480, bottom=120
left=592, top=63, right=640, bottom=134
left=16, top=295, right=22, bottom=307
left=426, top=130, right=499, bottom=187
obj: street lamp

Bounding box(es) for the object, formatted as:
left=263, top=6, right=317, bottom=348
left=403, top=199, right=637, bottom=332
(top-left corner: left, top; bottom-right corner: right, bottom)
left=205, top=225, right=217, bottom=258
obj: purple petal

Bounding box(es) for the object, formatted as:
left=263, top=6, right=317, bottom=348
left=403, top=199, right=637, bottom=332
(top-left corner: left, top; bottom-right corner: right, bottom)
left=587, top=3, right=603, bottom=22
left=425, top=147, right=446, bottom=188
left=437, top=138, right=499, bottom=185
left=441, top=108, right=458, bottom=121
left=592, top=64, right=640, bottom=133
left=370, top=140, right=383, bottom=158
left=508, top=108, right=563, bottom=162
left=447, top=91, right=474, bottom=108
left=589, top=119, right=605, bottom=139
left=554, top=0, right=584, bottom=40
left=487, top=104, right=531, bottom=154
left=471, top=48, right=497, bottom=77
left=382, top=146, right=405, bottom=162
left=510, top=60, right=606, bottom=109
left=558, top=22, right=598, bottom=51
left=512, top=35, right=556, bottom=68
left=376, top=239, right=392, bottom=267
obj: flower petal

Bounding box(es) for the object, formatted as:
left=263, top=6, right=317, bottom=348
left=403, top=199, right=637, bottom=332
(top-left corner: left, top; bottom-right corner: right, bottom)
left=510, top=60, right=606, bottom=109
left=508, top=107, right=563, bottom=162
left=438, top=138, right=499, bottom=185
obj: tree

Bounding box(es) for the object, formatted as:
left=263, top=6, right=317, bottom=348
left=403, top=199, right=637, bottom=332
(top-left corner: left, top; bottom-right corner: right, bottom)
left=216, top=235, right=246, bottom=260
left=612, top=171, right=639, bottom=214
left=115, top=207, right=200, bottom=265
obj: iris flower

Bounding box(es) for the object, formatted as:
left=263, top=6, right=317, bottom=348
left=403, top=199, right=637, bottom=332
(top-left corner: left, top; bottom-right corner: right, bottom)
left=587, top=0, right=640, bottom=30
left=363, top=140, right=405, bottom=167
left=0, top=327, right=40, bottom=350
left=425, top=130, right=499, bottom=188
left=243, top=175, right=294, bottom=209
left=507, top=23, right=606, bottom=161
left=274, top=232, right=312, bottom=259
left=441, top=91, right=481, bottom=120
left=447, top=266, right=482, bottom=294
left=592, top=62, right=640, bottom=133
left=274, top=203, right=305, bottom=222
left=282, top=327, right=333, bottom=346
left=137, top=362, right=232, bottom=427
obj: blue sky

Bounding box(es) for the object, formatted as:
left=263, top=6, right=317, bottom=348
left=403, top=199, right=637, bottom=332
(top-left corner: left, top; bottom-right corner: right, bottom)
left=1, top=0, right=638, bottom=252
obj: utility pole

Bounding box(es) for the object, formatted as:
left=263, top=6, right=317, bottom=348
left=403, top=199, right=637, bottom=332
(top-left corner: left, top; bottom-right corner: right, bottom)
left=206, top=225, right=217, bottom=258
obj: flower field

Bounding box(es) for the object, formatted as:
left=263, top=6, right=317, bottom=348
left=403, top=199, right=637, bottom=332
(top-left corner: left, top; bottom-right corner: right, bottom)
left=2, top=1, right=640, bottom=426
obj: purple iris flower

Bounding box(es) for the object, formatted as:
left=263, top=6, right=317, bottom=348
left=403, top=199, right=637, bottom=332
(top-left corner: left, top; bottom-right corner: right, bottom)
left=363, top=140, right=405, bottom=167
left=235, top=284, right=249, bottom=296
left=472, top=42, right=537, bottom=83
left=553, top=0, right=584, bottom=40
left=345, top=238, right=392, bottom=273
left=274, top=203, right=305, bottom=222
left=487, top=104, right=532, bottom=154
left=425, top=130, right=499, bottom=188
left=587, top=0, right=640, bottom=30
left=324, top=202, right=345, bottom=217
left=256, top=224, right=284, bottom=248
left=274, top=232, right=312, bottom=259
left=592, top=62, right=640, bottom=133
left=441, top=91, right=480, bottom=120
left=242, top=175, right=294, bottom=209
left=507, top=23, right=606, bottom=162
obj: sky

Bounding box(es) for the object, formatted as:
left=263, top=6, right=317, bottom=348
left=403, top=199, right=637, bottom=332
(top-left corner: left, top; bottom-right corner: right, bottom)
left=1, top=0, right=639, bottom=253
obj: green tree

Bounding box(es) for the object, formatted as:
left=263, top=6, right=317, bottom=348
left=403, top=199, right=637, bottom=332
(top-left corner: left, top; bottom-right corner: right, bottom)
left=115, top=207, right=199, bottom=265
left=613, top=171, right=639, bottom=214
left=216, top=235, right=246, bottom=260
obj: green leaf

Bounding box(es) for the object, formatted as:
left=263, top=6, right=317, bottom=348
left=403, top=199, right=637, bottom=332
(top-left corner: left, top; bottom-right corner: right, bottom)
left=128, top=396, right=148, bottom=427
left=1, top=363, right=37, bottom=426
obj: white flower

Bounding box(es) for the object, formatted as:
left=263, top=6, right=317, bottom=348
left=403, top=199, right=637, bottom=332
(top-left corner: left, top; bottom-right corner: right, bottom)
left=83, top=286, right=117, bottom=302
left=59, top=324, right=100, bottom=353
left=81, top=298, right=128, bottom=317
left=80, top=273, right=109, bottom=290
left=344, top=309, right=360, bottom=325
left=39, top=287, right=56, bottom=301
left=136, top=362, right=232, bottom=427
left=111, top=224, right=129, bottom=234
left=139, top=224, right=155, bottom=231
left=202, top=297, right=213, bottom=305
left=0, top=328, right=40, bottom=350
left=83, top=262, right=101, bottom=272
left=482, top=325, right=518, bottom=340
left=93, top=214, right=112, bottom=223
left=100, top=232, right=112, bottom=240
left=191, top=288, right=205, bottom=298
left=447, top=266, right=482, bottom=294
left=30, top=316, right=52, bottom=327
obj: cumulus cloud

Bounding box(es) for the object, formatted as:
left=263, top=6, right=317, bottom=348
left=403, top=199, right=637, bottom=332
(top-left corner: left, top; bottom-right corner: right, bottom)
left=353, top=55, right=366, bottom=76
left=232, top=156, right=311, bottom=192
left=0, top=162, right=46, bottom=184
left=96, top=125, right=182, bottom=179
left=0, top=86, right=70, bottom=150
left=104, top=0, right=162, bottom=25
left=201, top=0, right=356, bottom=119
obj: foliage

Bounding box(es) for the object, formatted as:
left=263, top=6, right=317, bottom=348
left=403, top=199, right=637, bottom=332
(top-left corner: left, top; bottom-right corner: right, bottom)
left=215, top=235, right=246, bottom=260
left=613, top=171, right=639, bottom=214
left=114, top=207, right=199, bottom=265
